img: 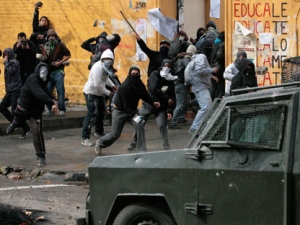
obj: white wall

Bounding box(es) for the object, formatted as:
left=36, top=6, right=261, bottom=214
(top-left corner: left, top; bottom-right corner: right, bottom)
left=182, top=0, right=206, bottom=41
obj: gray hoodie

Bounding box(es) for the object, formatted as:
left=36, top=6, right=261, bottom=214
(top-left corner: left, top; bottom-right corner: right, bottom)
left=184, top=53, right=214, bottom=93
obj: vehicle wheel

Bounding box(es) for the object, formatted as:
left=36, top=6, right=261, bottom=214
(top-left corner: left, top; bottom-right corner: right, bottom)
left=112, top=203, right=176, bottom=225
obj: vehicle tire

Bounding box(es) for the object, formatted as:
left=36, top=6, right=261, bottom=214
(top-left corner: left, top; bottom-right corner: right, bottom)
left=112, top=203, right=176, bottom=225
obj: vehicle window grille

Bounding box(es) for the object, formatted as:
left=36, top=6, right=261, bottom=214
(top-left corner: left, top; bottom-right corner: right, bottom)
left=203, top=109, right=229, bottom=141
left=281, top=56, right=300, bottom=83
left=229, top=105, right=285, bottom=149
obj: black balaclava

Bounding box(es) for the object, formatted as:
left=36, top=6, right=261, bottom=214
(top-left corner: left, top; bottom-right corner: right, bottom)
left=160, top=46, right=169, bottom=56
left=129, top=66, right=141, bottom=79
left=196, top=27, right=206, bottom=41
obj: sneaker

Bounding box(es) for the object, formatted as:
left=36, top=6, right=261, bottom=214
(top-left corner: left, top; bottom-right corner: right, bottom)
left=188, top=129, right=196, bottom=135
left=94, top=132, right=106, bottom=137
left=37, top=157, right=46, bottom=166
left=6, top=123, right=18, bottom=135
left=177, top=118, right=188, bottom=124
left=168, top=124, right=181, bottom=129
left=127, top=142, right=136, bottom=151
left=95, top=139, right=102, bottom=155
left=58, top=111, right=66, bottom=116
left=19, top=129, right=31, bottom=139
left=81, top=139, right=94, bottom=147
left=43, top=110, right=54, bottom=116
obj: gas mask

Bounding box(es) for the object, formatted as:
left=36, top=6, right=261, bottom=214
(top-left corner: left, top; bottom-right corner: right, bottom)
left=39, top=66, right=48, bottom=82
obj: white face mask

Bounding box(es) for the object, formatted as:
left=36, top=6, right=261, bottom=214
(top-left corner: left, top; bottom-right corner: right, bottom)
left=162, top=67, right=170, bottom=74
left=179, top=35, right=185, bottom=41
left=39, top=66, right=48, bottom=81
left=103, top=59, right=113, bottom=67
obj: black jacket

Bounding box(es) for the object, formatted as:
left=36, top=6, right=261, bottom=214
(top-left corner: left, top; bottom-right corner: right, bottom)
left=230, top=59, right=258, bottom=95
left=3, top=48, right=22, bottom=93
left=137, top=39, right=170, bottom=77
left=147, top=69, right=175, bottom=114
left=114, top=75, right=154, bottom=118
left=13, top=39, right=38, bottom=77
left=18, top=63, right=54, bottom=117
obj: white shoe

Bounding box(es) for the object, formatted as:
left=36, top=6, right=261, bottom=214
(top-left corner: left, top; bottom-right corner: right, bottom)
left=81, top=139, right=93, bottom=147
left=58, top=111, right=66, bottom=116
left=95, top=139, right=102, bottom=155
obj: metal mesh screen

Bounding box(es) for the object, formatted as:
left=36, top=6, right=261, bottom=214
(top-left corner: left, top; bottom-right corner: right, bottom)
left=203, top=109, right=229, bottom=141
left=229, top=105, right=285, bottom=149
left=281, top=56, right=300, bottom=83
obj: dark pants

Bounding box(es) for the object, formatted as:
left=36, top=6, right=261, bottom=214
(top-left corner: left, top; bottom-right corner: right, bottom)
left=13, top=108, right=45, bottom=158
left=0, top=91, right=19, bottom=122
left=99, top=109, right=146, bottom=151
left=82, top=94, right=105, bottom=139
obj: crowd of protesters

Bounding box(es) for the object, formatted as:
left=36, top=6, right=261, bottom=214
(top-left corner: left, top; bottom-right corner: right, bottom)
left=0, top=2, right=258, bottom=165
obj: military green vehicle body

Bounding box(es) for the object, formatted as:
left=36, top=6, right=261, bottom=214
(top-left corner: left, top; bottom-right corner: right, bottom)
left=78, top=83, right=300, bottom=225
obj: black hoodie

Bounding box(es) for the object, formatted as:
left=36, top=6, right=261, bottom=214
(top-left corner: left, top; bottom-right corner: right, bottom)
left=18, top=62, right=54, bottom=117
left=230, top=58, right=258, bottom=95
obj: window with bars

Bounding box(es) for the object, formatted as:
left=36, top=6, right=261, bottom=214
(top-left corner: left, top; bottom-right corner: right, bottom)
left=202, top=104, right=286, bottom=150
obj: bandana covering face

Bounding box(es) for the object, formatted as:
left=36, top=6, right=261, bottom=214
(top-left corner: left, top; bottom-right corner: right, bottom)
left=159, top=67, right=178, bottom=81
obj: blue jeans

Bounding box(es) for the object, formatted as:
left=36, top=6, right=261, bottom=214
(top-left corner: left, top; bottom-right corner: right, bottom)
left=190, top=89, right=212, bottom=131
left=82, top=94, right=105, bottom=139
left=170, top=83, right=189, bottom=125
left=47, top=70, right=66, bottom=112
left=99, top=109, right=146, bottom=151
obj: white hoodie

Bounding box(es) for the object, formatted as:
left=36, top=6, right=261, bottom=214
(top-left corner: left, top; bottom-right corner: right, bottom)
left=83, top=49, right=116, bottom=96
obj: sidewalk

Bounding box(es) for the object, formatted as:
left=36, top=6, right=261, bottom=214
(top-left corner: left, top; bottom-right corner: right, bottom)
left=0, top=105, right=194, bottom=173
left=0, top=104, right=87, bottom=134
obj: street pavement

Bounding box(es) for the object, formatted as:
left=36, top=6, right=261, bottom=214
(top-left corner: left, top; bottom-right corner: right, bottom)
left=0, top=104, right=194, bottom=173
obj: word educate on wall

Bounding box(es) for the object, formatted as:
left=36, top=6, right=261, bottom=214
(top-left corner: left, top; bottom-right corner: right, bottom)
left=233, top=2, right=292, bottom=84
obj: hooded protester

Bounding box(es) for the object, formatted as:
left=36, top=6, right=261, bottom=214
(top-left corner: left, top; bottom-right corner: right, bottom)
left=6, top=62, right=58, bottom=166
left=185, top=53, right=218, bottom=134
left=0, top=48, right=31, bottom=139
left=42, top=29, right=71, bottom=116
left=81, top=31, right=108, bottom=54
left=195, top=21, right=219, bottom=49
left=190, top=27, right=206, bottom=45
left=81, top=49, right=118, bottom=147
left=127, top=59, right=176, bottom=151
left=94, top=66, right=160, bottom=155
left=210, top=31, right=226, bottom=100
left=169, top=45, right=198, bottom=129
left=87, top=33, right=121, bottom=70
left=134, top=33, right=171, bottom=77
left=223, top=51, right=248, bottom=96
left=230, top=58, right=258, bottom=95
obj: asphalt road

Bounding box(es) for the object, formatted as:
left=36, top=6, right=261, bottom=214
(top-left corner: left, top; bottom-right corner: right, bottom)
left=0, top=121, right=191, bottom=224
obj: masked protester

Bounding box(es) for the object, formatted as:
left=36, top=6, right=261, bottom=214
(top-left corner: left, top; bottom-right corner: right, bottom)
left=134, top=34, right=171, bottom=77
left=81, top=49, right=118, bottom=147
left=230, top=58, right=258, bottom=95
left=0, top=48, right=31, bottom=139
left=42, top=29, right=71, bottom=116
left=94, top=66, right=160, bottom=155
left=6, top=62, right=58, bottom=166
left=127, top=59, right=176, bottom=151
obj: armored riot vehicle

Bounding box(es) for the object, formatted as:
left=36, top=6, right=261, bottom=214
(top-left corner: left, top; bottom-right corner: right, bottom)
left=77, top=58, right=300, bottom=225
